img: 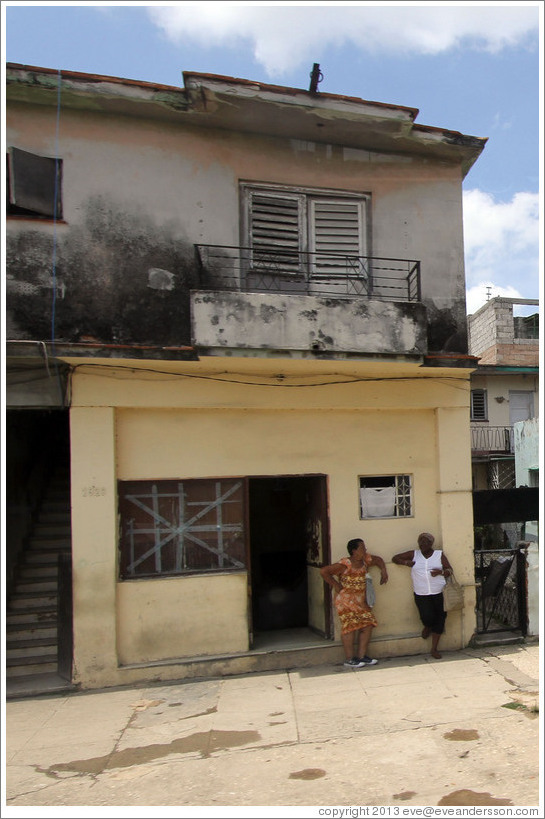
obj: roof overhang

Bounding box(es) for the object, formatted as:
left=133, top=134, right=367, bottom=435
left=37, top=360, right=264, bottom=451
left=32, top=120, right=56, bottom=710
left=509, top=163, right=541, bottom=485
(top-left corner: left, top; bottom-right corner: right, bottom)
left=6, top=64, right=487, bottom=178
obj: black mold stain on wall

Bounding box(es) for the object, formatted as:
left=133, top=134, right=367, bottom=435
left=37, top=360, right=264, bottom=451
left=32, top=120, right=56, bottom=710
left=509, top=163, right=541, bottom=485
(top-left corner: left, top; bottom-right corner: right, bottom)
left=425, top=303, right=468, bottom=354
left=7, top=197, right=470, bottom=355
left=6, top=196, right=198, bottom=346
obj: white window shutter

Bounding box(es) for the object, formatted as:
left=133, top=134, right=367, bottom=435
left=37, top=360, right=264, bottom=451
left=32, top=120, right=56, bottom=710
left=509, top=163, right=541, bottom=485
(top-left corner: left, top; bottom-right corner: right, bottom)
left=310, top=199, right=366, bottom=277
left=509, top=391, right=534, bottom=424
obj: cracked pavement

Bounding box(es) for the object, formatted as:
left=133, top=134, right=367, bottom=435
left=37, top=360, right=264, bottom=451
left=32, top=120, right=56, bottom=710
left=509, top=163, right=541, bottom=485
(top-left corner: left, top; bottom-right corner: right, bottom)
left=4, top=643, right=540, bottom=812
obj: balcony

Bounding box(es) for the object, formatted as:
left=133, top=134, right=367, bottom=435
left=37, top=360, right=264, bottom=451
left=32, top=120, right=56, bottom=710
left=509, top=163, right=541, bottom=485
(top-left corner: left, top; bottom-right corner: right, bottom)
left=195, top=245, right=421, bottom=303
left=471, top=425, right=514, bottom=455
left=191, top=245, right=427, bottom=357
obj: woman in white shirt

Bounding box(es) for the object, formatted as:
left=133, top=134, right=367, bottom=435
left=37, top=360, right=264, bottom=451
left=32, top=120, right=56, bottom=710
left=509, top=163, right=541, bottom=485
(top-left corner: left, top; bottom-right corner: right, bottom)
left=392, top=532, right=453, bottom=659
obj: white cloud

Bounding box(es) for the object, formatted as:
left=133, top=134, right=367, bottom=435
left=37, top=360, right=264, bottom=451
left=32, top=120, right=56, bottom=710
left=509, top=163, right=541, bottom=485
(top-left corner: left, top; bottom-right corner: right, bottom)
left=465, top=282, right=533, bottom=316
left=492, top=112, right=513, bottom=131
left=147, top=4, right=538, bottom=77
left=463, top=189, right=539, bottom=313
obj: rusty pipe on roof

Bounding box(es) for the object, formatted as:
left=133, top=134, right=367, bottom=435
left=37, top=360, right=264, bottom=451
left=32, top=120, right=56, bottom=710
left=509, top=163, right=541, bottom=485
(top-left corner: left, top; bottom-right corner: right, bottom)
left=309, top=63, right=323, bottom=94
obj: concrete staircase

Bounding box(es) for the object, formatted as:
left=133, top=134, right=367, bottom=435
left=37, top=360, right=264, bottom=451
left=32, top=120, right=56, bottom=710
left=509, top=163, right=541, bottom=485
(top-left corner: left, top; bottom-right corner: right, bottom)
left=6, top=468, right=72, bottom=688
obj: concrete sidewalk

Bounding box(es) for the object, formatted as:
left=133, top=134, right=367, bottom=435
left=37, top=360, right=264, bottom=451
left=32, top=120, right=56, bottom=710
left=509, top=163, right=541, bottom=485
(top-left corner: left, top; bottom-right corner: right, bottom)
left=4, top=643, right=540, bottom=812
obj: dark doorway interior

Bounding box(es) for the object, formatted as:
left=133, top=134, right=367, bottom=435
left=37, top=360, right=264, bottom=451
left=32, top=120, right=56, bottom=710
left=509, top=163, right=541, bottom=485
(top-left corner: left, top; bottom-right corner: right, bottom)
left=6, top=408, right=73, bottom=694
left=249, top=475, right=327, bottom=633
left=6, top=409, right=70, bottom=591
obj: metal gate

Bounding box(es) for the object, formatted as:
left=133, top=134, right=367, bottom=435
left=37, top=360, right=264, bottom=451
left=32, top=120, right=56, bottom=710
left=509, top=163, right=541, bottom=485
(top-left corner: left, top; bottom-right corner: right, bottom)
left=472, top=488, right=538, bottom=637
left=474, top=544, right=528, bottom=635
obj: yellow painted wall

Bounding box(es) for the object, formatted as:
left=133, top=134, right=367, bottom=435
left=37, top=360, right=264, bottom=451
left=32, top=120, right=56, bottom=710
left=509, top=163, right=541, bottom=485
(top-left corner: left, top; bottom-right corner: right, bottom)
left=70, top=407, right=118, bottom=687
left=68, top=358, right=476, bottom=687
left=307, top=566, right=326, bottom=634
left=116, top=573, right=249, bottom=664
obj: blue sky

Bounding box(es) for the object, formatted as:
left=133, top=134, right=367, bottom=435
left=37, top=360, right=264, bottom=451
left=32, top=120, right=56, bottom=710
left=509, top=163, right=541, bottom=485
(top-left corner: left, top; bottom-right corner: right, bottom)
left=3, top=1, right=541, bottom=314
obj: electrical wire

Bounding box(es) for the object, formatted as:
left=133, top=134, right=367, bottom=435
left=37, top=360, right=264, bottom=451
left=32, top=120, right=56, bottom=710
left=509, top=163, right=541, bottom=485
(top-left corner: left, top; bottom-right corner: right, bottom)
left=67, top=360, right=471, bottom=391
left=51, top=68, right=62, bottom=353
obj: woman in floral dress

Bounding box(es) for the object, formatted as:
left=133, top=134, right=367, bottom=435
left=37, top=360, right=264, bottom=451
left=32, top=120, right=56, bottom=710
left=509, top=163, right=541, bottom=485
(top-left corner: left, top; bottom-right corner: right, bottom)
left=320, top=538, right=388, bottom=667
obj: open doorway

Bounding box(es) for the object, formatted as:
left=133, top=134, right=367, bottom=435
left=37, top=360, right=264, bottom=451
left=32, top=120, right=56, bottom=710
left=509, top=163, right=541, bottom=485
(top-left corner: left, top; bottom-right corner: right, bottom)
left=248, top=474, right=331, bottom=647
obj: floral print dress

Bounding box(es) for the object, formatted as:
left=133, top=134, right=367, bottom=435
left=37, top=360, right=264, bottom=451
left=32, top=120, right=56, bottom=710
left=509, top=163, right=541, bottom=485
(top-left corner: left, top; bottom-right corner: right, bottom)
left=334, top=556, right=378, bottom=634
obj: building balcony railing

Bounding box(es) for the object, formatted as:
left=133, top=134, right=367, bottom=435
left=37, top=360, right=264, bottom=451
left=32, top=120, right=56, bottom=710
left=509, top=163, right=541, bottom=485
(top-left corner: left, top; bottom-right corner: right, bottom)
left=471, top=425, right=514, bottom=455
left=195, top=245, right=421, bottom=303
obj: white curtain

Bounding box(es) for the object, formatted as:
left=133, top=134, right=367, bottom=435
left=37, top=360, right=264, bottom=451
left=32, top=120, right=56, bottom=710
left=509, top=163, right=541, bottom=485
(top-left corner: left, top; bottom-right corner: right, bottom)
left=360, top=486, right=396, bottom=517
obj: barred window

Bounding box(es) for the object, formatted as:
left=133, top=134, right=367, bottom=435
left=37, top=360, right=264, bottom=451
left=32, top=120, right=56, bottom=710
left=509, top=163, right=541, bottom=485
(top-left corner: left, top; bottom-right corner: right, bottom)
left=359, top=475, right=412, bottom=519
left=118, top=479, right=246, bottom=579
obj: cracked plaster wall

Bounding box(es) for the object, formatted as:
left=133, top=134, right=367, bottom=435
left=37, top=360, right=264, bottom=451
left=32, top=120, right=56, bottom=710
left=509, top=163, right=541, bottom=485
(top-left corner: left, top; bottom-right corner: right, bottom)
left=191, top=292, right=427, bottom=355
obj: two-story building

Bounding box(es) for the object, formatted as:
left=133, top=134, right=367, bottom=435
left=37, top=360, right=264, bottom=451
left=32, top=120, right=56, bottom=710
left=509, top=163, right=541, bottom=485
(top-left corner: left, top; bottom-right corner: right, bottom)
left=6, top=64, right=487, bottom=692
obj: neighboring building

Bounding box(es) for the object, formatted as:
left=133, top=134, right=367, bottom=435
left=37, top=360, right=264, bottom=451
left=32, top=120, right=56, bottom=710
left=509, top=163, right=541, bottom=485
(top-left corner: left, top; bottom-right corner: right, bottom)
left=468, top=297, right=539, bottom=638
left=514, top=416, right=539, bottom=637
left=6, top=64, right=487, bottom=691
left=514, top=417, right=540, bottom=494
left=468, top=297, right=539, bottom=496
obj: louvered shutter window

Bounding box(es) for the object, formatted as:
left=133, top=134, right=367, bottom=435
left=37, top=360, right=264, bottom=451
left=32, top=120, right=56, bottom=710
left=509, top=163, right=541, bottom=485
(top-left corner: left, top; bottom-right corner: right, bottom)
left=249, top=191, right=303, bottom=273
left=310, top=199, right=365, bottom=276
left=471, top=390, right=488, bottom=421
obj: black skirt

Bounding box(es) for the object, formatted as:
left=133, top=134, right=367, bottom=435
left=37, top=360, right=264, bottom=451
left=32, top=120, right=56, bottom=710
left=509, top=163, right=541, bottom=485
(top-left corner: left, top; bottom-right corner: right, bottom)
left=414, top=591, right=447, bottom=634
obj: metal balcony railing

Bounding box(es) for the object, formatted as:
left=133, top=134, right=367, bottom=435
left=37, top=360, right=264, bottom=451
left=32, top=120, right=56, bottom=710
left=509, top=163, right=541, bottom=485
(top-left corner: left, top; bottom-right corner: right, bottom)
left=195, top=245, right=421, bottom=303
left=471, top=425, right=514, bottom=454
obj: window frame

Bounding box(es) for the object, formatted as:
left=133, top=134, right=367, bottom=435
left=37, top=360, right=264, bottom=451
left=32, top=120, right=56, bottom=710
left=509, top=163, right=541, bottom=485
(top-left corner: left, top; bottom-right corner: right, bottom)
left=508, top=390, right=534, bottom=423
left=358, top=474, right=413, bottom=520
left=240, top=182, right=370, bottom=276
left=117, top=477, right=247, bottom=580
left=6, top=147, right=63, bottom=220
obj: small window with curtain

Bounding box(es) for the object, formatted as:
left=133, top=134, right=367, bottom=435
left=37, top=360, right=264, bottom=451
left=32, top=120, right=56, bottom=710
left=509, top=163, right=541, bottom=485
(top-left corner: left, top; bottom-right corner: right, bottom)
left=470, top=389, right=488, bottom=421
left=359, top=475, right=412, bottom=519
left=6, top=147, right=63, bottom=219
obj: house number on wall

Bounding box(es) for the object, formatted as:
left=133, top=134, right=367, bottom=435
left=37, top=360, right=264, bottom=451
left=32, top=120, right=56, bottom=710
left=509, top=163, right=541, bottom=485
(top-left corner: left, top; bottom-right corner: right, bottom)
left=81, top=485, right=107, bottom=497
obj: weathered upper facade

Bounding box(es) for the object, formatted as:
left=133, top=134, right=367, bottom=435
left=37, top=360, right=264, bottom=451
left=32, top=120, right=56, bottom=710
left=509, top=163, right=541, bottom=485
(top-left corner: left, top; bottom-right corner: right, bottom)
left=6, top=65, right=486, bottom=363
left=6, top=64, right=487, bottom=691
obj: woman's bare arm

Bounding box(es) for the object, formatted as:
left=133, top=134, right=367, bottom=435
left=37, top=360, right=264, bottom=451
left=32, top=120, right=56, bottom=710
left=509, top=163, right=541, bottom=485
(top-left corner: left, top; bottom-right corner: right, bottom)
left=320, top=563, right=346, bottom=593
left=369, top=554, right=389, bottom=584
left=392, top=550, right=415, bottom=567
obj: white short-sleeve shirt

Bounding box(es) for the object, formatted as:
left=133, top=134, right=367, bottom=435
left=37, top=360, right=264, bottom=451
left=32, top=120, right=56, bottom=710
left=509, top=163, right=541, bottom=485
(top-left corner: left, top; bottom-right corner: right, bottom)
left=411, top=549, right=445, bottom=595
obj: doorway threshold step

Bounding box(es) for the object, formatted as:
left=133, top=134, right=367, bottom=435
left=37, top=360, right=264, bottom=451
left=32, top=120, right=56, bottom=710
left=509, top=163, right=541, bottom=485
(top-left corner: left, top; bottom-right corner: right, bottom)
left=120, top=641, right=344, bottom=685
left=471, top=630, right=525, bottom=647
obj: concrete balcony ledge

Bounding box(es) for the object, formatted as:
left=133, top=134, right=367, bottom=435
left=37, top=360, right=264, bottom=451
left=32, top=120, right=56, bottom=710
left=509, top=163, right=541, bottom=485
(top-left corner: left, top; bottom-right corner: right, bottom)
left=191, top=290, right=428, bottom=358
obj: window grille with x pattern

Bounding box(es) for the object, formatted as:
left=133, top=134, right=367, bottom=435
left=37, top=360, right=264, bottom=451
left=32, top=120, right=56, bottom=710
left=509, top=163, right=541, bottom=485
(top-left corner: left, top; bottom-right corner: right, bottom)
left=118, top=478, right=246, bottom=579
